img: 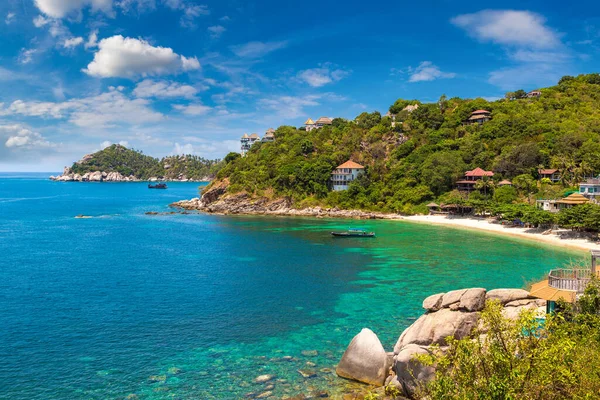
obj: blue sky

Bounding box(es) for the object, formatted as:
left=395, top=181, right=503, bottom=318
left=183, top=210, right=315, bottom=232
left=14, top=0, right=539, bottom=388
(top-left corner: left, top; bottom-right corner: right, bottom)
left=0, top=0, right=599, bottom=171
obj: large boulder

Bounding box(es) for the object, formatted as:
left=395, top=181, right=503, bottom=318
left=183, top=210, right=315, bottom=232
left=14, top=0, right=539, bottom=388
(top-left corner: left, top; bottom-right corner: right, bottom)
left=394, top=309, right=479, bottom=353
left=394, top=344, right=436, bottom=397
left=422, top=293, right=444, bottom=312
left=440, top=289, right=467, bottom=308
left=486, top=289, right=531, bottom=305
left=459, top=288, right=486, bottom=312
left=89, top=171, right=103, bottom=181
left=336, top=328, right=390, bottom=386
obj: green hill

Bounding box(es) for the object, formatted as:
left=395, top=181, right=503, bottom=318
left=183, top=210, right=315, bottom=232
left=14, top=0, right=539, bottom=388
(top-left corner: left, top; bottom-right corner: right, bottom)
left=211, top=73, right=600, bottom=213
left=69, top=144, right=222, bottom=180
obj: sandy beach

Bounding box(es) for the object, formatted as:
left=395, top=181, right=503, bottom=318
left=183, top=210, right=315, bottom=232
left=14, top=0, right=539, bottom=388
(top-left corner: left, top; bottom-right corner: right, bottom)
left=402, top=215, right=600, bottom=252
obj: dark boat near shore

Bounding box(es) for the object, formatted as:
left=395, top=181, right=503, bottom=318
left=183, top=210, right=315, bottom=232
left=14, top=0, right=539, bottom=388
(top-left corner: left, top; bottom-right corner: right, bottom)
left=148, top=183, right=167, bottom=189
left=331, top=229, right=375, bottom=238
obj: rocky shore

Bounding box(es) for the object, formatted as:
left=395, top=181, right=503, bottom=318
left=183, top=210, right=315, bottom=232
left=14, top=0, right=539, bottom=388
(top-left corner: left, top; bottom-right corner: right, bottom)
left=336, top=288, right=545, bottom=399
left=50, top=167, right=209, bottom=182
left=170, top=180, right=401, bottom=220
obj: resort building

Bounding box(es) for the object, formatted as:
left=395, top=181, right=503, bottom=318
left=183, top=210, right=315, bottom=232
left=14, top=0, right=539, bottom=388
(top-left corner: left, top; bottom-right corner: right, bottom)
left=305, top=117, right=333, bottom=132
left=538, top=168, right=561, bottom=183
left=530, top=251, right=600, bottom=312
left=384, top=111, right=397, bottom=128
left=527, top=90, right=542, bottom=98
left=536, top=199, right=561, bottom=213
left=497, top=179, right=512, bottom=187
left=557, top=193, right=589, bottom=209
left=240, top=133, right=261, bottom=156
left=456, top=167, right=494, bottom=192
left=403, top=104, right=419, bottom=113
left=262, top=128, right=275, bottom=142
left=579, top=178, right=600, bottom=200
left=331, top=160, right=365, bottom=191
left=466, top=110, right=491, bottom=125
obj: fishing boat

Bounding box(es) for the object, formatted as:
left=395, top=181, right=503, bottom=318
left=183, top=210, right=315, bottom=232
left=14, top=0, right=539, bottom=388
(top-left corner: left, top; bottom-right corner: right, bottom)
left=148, top=183, right=168, bottom=189
left=331, top=229, right=375, bottom=238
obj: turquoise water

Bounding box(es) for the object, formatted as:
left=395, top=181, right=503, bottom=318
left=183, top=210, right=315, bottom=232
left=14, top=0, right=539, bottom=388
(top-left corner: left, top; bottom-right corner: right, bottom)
left=0, top=174, right=583, bottom=399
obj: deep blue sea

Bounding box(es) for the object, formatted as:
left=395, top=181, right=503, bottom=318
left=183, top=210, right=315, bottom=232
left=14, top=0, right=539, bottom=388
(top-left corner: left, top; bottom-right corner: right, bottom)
left=0, top=173, right=584, bottom=399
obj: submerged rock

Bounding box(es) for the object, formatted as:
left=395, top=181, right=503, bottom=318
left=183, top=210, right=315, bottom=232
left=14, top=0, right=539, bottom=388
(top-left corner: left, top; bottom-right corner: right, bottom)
left=301, top=350, right=318, bottom=357
left=254, top=374, right=275, bottom=384
left=336, top=328, right=390, bottom=386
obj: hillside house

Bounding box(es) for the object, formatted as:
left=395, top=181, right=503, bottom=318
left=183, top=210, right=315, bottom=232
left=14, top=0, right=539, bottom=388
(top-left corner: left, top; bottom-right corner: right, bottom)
left=262, top=128, right=275, bottom=142
left=456, top=167, right=494, bottom=192
left=527, top=90, right=542, bottom=98
left=558, top=193, right=589, bottom=210
left=497, top=179, right=512, bottom=187
left=538, top=169, right=560, bottom=183
left=579, top=178, right=600, bottom=200
left=466, top=110, right=491, bottom=125
left=403, top=104, right=419, bottom=113
left=240, top=133, right=261, bottom=156
left=536, top=199, right=560, bottom=213
left=384, top=111, right=397, bottom=127
left=331, top=160, right=365, bottom=191
left=305, top=117, right=332, bottom=132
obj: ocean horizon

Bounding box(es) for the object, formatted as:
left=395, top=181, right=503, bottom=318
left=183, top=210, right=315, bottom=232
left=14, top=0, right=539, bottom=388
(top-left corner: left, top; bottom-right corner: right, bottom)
left=1, top=175, right=583, bottom=399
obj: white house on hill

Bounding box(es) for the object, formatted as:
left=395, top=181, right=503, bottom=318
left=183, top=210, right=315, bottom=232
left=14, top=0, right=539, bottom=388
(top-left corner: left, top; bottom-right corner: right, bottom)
left=305, top=117, right=332, bottom=132
left=331, top=160, right=365, bottom=191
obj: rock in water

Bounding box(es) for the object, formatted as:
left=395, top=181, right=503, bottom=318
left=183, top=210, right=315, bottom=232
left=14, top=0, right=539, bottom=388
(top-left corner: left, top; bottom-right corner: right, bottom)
left=422, top=293, right=444, bottom=311
left=336, top=328, right=390, bottom=386
left=254, top=374, right=274, bottom=383
left=459, top=288, right=486, bottom=312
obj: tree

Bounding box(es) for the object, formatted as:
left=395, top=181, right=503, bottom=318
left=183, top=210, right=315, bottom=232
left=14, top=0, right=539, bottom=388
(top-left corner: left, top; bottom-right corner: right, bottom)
left=513, top=174, right=538, bottom=203
left=224, top=152, right=241, bottom=163
left=514, top=89, right=527, bottom=98
left=493, top=185, right=517, bottom=204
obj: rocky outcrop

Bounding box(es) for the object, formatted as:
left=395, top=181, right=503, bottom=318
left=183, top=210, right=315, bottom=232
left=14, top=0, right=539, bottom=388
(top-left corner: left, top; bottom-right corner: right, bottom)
left=336, top=328, right=391, bottom=386
left=50, top=171, right=141, bottom=182
left=170, top=180, right=402, bottom=219
left=338, top=288, right=546, bottom=398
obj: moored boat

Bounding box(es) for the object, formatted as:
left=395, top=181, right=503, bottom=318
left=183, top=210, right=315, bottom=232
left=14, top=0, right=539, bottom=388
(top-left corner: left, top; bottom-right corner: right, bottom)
left=148, top=183, right=168, bottom=189
left=331, top=229, right=375, bottom=238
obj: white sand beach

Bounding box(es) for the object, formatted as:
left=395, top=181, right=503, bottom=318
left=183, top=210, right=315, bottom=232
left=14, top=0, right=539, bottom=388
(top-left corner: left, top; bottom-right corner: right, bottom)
left=402, top=215, right=600, bottom=252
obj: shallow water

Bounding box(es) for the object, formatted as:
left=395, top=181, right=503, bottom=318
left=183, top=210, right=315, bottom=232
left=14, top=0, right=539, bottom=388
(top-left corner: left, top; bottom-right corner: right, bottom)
left=0, top=174, right=583, bottom=399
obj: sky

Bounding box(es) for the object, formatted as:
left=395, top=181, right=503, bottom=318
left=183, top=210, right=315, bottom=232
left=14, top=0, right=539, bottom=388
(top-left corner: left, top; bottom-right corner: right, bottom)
left=0, top=0, right=599, bottom=171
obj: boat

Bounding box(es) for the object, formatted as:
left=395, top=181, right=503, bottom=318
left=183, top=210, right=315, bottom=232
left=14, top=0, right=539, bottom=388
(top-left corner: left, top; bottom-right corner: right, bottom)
left=331, top=229, right=375, bottom=238
left=148, top=183, right=168, bottom=189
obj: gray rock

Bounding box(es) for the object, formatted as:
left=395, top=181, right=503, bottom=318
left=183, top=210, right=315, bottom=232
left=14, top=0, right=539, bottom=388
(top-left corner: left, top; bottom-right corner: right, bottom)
left=459, top=288, right=486, bottom=312
left=486, top=289, right=531, bottom=305
left=394, top=344, right=436, bottom=397
left=505, top=298, right=546, bottom=308
left=440, top=289, right=467, bottom=308
left=394, top=309, right=479, bottom=353
left=422, top=293, right=444, bottom=311
left=336, top=328, right=390, bottom=386
left=254, top=374, right=274, bottom=383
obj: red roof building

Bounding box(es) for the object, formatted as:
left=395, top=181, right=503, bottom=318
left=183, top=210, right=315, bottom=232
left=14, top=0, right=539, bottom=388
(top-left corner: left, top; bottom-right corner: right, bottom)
left=466, top=110, right=491, bottom=125
left=457, top=167, right=494, bottom=191
left=331, top=160, right=365, bottom=191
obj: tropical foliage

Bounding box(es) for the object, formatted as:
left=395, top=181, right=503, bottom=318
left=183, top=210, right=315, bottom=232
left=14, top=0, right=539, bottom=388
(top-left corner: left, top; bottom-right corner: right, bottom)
left=70, top=144, right=222, bottom=180
left=213, top=74, right=600, bottom=214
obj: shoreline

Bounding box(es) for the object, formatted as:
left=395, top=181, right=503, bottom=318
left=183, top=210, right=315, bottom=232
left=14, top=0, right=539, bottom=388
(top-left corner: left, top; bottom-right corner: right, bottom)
left=401, top=215, right=599, bottom=253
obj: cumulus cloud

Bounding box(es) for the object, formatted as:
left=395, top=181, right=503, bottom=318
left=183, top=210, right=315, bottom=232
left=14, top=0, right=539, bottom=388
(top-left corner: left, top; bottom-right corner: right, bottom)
left=451, top=10, right=561, bottom=49
left=3, top=88, right=164, bottom=128
left=1, top=124, right=54, bottom=149
left=208, top=25, right=226, bottom=39
left=64, top=37, right=84, bottom=48
left=230, top=41, right=288, bottom=58
left=172, top=104, right=211, bottom=115
left=83, top=35, right=200, bottom=79
left=297, top=65, right=350, bottom=87
left=5, top=12, right=15, bottom=25
left=408, top=61, right=456, bottom=82
left=133, top=79, right=198, bottom=98
left=34, top=0, right=114, bottom=18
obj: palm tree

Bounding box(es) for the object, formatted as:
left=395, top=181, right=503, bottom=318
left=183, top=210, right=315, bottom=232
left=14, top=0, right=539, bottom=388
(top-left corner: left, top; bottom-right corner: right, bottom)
left=475, top=176, right=494, bottom=198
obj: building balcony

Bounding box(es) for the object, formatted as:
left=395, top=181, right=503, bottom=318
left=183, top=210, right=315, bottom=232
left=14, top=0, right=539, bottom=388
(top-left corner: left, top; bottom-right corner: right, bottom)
left=548, top=268, right=598, bottom=293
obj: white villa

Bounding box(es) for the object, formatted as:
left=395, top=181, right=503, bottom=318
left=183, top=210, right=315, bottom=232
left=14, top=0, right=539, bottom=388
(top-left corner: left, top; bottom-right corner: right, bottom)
left=580, top=178, right=600, bottom=200
left=240, top=133, right=260, bottom=155
left=305, top=117, right=333, bottom=132
left=262, top=128, right=275, bottom=142
left=331, top=160, right=365, bottom=191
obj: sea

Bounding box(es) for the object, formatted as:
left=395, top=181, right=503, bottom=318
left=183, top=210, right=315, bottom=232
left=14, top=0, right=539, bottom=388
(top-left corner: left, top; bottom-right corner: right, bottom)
left=0, top=173, right=584, bottom=399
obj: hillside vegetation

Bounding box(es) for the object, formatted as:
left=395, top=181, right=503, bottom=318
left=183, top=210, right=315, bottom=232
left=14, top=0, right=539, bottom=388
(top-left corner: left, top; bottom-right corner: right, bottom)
left=214, top=74, right=600, bottom=214
left=70, top=144, right=222, bottom=180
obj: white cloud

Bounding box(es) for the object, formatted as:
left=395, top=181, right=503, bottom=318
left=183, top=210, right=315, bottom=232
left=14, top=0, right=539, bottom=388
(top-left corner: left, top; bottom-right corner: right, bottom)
left=5, top=12, right=15, bottom=25
left=451, top=10, right=561, bottom=49
left=33, top=15, right=50, bottom=27
left=83, top=35, right=200, bottom=79
left=1, top=124, right=54, bottom=149
left=258, top=95, right=320, bottom=119
left=230, top=41, right=288, bottom=58
left=488, top=64, right=565, bottom=90
left=408, top=61, right=456, bottom=82
left=18, top=48, right=39, bottom=65
left=34, top=0, right=114, bottom=18
left=297, top=65, right=350, bottom=87
left=3, top=88, right=164, bottom=128
left=219, top=16, right=230, bottom=22
left=173, top=104, right=211, bottom=115
left=171, top=139, right=239, bottom=157
left=163, top=0, right=209, bottom=29
left=133, top=79, right=198, bottom=99
left=208, top=25, right=226, bottom=39
left=85, top=29, right=99, bottom=49
left=101, top=140, right=129, bottom=149
left=64, top=37, right=84, bottom=48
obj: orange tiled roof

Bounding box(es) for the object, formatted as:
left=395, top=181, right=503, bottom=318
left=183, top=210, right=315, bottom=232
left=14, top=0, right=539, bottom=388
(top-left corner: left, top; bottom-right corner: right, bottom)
left=465, top=167, right=494, bottom=177
left=336, top=160, right=364, bottom=169
left=539, top=169, right=558, bottom=175
left=471, top=109, right=491, bottom=115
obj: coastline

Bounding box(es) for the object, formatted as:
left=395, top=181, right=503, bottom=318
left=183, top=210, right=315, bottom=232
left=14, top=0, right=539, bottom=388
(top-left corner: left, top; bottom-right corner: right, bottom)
left=402, top=215, right=599, bottom=253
